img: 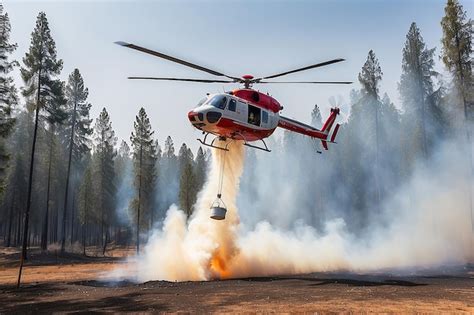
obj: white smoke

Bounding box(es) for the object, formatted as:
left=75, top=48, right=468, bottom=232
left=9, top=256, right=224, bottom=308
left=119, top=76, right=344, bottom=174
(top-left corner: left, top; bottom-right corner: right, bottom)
left=113, top=140, right=244, bottom=281
left=112, top=137, right=472, bottom=282
left=231, top=140, right=472, bottom=277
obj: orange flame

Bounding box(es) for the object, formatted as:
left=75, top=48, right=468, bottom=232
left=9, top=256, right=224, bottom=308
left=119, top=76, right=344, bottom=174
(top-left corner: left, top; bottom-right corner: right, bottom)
left=210, top=250, right=233, bottom=279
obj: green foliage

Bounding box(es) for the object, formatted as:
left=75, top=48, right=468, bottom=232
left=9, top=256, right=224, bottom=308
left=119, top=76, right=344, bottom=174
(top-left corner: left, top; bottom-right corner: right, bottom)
left=78, top=164, right=93, bottom=226
left=92, top=108, right=117, bottom=228
left=399, top=22, right=437, bottom=113
left=358, top=50, right=382, bottom=99
left=178, top=143, right=196, bottom=217
left=194, top=147, right=207, bottom=194
left=64, top=69, right=92, bottom=162
left=0, top=4, right=18, bottom=194
left=21, top=12, right=63, bottom=115
left=399, top=22, right=438, bottom=159
left=157, top=135, right=179, bottom=214
left=441, top=0, right=473, bottom=119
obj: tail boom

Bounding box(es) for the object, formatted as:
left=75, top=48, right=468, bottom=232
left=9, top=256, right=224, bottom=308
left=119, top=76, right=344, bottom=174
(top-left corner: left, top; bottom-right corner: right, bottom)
left=278, top=116, right=328, bottom=140
left=277, top=107, right=340, bottom=150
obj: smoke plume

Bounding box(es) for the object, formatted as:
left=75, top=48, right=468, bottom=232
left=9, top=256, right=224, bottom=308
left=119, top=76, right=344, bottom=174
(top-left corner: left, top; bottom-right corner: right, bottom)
left=113, top=136, right=472, bottom=282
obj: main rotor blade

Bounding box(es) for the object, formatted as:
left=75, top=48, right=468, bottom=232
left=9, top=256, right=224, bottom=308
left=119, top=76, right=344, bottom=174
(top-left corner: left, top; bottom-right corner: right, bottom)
left=128, top=77, right=235, bottom=83
left=257, top=80, right=352, bottom=84
left=116, top=41, right=241, bottom=81
left=257, top=59, right=346, bottom=80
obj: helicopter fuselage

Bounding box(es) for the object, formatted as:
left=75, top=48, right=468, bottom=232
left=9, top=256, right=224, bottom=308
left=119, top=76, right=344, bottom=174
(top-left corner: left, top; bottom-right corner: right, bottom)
left=188, top=89, right=280, bottom=142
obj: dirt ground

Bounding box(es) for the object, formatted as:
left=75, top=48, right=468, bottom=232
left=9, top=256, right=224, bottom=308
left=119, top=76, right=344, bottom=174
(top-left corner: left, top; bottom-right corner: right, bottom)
left=0, top=247, right=473, bottom=313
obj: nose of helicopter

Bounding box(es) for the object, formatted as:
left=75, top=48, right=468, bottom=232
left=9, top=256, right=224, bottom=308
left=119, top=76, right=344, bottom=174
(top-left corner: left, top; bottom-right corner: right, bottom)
left=188, top=106, right=222, bottom=130
left=188, top=109, right=206, bottom=129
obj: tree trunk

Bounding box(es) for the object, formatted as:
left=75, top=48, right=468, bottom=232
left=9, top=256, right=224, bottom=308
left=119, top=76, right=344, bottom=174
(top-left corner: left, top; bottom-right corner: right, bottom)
left=136, top=143, right=143, bottom=254
left=54, top=206, right=58, bottom=243
left=102, top=227, right=109, bottom=256
left=70, top=187, right=75, bottom=245
left=82, top=224, right=86, bottom=256
left=17, top=69, right=42, bottom=288
left=16, top=208, right=21, bottom=246
left=41, top=128, right=55, bottom=251
left=61, top=99, right=78, bottom=253
left=374, top=98, right=381, bottom=213
left=6, top=194, right=14, bottom=247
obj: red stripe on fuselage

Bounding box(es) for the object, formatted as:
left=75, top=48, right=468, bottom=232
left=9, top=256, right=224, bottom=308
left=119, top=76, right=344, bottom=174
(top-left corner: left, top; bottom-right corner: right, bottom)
left=204, top=117, right=276, bottom=142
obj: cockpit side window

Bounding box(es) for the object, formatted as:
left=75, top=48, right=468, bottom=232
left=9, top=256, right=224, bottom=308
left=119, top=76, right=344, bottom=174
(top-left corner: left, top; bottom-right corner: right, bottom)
left=262, top=110, right=268, bottom=124
left=228, top=99, right=236, bottom=112
left=207, top=95, right=227, bottom=109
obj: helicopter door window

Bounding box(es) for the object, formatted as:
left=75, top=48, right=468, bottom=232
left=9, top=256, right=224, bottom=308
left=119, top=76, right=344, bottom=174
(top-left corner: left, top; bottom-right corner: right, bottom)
left=248, top=105, right=261, bottom=126
left=262, top=110, right=268, bottom=124
left=228, top=99, right=236, bottom=112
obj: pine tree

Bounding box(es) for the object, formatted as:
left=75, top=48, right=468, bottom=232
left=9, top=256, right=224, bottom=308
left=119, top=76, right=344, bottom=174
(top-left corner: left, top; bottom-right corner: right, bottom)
left=130, top=108, right=156, bottom=253
left=310, top=104, right=322, bottom=127
left=441, top=0, right=473, bottom=121
left=359, top=50, right=383, bottom=99
left=194, top=147, right=207, bottom=194
left=18, top=12, right=63, bottom=286
left=41, top=80, right=67, bottom=251
left=2, top=112, right=31, bottom=247
left=60, top=69, right=92, bottom=253
left=115, top=140, right=133, bottom=234
left=357, top=50, right=383, bottom=213
left=441, top=0, right=473, bottom=237
left=399, top=22, right=437, bottom=157
left=0, top=4, right=18, bottom=194
left=92, top=108, right=117, bottom=255
left=178, top=144, right=196, bottom=217
left=158, top=136, right=178, bottom=215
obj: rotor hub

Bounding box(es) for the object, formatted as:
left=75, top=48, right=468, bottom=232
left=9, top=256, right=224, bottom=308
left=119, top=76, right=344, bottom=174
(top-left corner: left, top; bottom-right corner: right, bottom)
left=241, top=75, right=254, bottom=88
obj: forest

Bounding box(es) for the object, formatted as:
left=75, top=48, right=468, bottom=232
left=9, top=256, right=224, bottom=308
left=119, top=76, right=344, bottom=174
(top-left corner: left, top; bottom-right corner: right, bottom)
left=0, top=0, right=472, bottom=263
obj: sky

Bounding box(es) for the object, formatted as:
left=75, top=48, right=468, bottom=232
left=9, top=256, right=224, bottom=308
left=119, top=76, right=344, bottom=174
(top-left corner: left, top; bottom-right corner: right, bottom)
left=3, top=0, right=473, bottom=153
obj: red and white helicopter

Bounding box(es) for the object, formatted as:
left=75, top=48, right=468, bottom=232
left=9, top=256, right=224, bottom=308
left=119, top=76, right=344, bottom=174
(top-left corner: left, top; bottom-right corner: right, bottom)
left=116, top=41, right=351, bottom=220
left=116, top=42, right=350, bottom=153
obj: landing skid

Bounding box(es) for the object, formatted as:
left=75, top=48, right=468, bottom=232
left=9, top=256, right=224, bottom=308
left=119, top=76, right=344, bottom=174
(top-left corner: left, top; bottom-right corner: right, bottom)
left=244, top=140, right=271, bottom=152
left=197, top=133, right=233, bottom=151
left=197, top=132, right=271, bottom=152
left=235, top=131, right=271, bottom=152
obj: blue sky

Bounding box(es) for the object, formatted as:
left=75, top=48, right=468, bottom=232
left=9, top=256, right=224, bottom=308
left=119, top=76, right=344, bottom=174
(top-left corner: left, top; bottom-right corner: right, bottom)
left=4, top=0, right=472, bottom=152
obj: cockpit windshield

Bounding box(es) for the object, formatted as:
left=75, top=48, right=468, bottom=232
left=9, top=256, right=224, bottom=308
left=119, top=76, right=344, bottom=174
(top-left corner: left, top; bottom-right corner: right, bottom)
left=196, top=98, right=207, bottom=108
left=206, top=95, right=227, bottom=109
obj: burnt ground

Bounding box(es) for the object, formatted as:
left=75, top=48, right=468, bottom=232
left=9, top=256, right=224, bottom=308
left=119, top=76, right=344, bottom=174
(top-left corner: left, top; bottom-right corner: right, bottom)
left=0, top=247, right=473, bottom=313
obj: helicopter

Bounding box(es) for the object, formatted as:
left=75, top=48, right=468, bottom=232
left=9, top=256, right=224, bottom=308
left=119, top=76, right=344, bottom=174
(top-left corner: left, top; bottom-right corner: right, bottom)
left=116, top=41, right=351, bottom=220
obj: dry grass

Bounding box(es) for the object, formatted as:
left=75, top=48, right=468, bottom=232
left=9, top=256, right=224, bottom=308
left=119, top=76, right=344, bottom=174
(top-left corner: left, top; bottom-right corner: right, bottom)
left=0, top=246, right=473, bottom=313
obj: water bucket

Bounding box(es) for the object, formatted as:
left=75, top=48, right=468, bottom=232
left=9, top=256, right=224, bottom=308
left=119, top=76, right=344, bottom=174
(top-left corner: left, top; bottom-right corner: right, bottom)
left=210, top=206, right=227, bottom=220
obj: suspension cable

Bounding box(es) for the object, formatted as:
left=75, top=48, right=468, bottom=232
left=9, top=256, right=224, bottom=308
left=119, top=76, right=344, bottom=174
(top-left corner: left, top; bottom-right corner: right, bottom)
left=217, top=142, right=227, bottom=199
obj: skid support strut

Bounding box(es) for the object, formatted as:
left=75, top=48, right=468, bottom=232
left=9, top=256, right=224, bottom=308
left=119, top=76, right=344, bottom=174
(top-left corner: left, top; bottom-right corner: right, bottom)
left=197, top=133, right=234, bottom=151
left=234, top=131, right=271, bottom=152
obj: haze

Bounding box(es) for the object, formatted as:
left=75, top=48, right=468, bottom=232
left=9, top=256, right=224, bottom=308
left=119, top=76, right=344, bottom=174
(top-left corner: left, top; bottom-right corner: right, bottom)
left=3, top=0, right=472, bottom=151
